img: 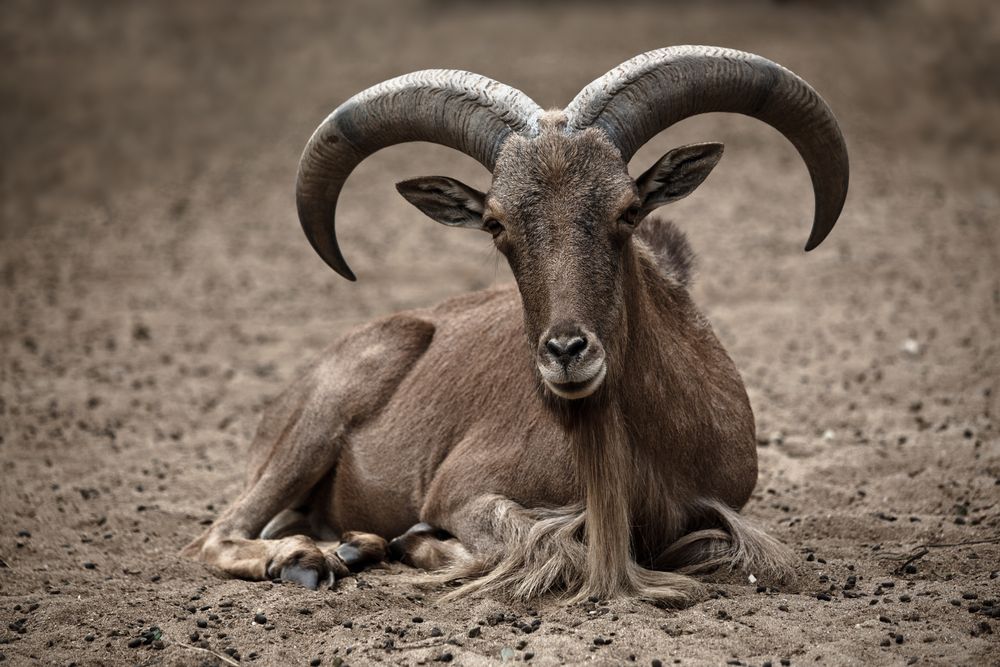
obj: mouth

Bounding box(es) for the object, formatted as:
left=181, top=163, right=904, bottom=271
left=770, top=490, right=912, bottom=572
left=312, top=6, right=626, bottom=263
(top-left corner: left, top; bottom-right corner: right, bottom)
left=539, top=361, right=607, bottom=400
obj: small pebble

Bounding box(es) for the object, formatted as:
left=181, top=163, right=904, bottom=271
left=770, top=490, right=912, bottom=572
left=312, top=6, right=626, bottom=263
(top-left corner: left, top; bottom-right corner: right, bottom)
left=196, top=619, right=208, bottom=629
left=310, top=659, right=321, bottom=666
left=342, top=620, right=353, bottom=629
left=467, top=626, right=481, bottom=638
left=254, top=613, right=267, bottom=625
left=84, top=634, right=94, bottom=642
left=412, top=616, right=424, bottom=624
left=127, top=638, right=142, bottom=649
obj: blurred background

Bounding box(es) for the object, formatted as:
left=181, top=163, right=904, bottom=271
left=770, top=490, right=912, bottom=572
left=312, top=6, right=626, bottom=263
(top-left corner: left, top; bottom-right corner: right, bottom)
left=1, top=1, right=998, bottom=664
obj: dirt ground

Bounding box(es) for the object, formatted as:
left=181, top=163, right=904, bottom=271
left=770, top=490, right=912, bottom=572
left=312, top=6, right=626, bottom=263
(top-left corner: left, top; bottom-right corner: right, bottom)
left=2, top=1, right=999, bottom=665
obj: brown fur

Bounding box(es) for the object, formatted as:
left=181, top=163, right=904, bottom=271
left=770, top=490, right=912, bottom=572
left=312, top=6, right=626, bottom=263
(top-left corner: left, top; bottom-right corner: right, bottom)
left=183, top=116, right=794, bottom=602
left=635, top=218, right=696, bottom=288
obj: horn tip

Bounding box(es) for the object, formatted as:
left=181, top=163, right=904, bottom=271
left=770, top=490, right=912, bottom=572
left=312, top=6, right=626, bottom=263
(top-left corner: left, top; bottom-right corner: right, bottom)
left=803, top=225, right=829, bottom=252
left=333, top=262, right=358, bottom=282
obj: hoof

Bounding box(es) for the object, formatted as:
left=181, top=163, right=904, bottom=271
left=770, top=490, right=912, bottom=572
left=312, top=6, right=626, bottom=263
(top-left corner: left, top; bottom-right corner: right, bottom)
left=388, top=522, right=453, bottom=563
left=279, top=563, right=321, bottom=590
left=335, top=543, right=365, bottom=571
left=387, top=536, right=407, bottom=562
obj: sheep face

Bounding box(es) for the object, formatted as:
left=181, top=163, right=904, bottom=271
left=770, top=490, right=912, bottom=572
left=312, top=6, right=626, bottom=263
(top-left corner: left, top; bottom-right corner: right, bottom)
left=396, top=116, right=723, bottom=401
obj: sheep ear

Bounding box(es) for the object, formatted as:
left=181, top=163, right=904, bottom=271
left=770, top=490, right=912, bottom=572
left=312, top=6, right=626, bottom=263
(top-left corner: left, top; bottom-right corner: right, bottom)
left=396, top=176, right=486, bottom=229
left=636, top=142, right=724, bottom=214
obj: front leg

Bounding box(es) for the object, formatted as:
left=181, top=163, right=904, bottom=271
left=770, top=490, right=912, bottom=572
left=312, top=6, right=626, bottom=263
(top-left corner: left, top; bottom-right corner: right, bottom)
left=182, top=315, right=435, bottom=588
left=386, top=493, right=591, bottom=601
left=393, top=481, right=702, bottom=603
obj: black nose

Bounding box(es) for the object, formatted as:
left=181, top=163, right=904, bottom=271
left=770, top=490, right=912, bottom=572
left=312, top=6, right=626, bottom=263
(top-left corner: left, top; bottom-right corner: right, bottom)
left=546, top=335, right=588, bottom=363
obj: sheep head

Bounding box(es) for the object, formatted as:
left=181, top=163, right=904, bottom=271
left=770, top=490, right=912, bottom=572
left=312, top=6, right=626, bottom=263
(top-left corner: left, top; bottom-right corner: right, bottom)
left=296, top=47, right=849, bottom=400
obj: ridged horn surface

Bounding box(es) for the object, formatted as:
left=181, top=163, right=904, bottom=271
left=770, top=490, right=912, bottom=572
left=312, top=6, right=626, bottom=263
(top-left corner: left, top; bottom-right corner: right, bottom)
left=296, top=70, right=543, bottom=279
left=565, top=46, right=849, bottom=250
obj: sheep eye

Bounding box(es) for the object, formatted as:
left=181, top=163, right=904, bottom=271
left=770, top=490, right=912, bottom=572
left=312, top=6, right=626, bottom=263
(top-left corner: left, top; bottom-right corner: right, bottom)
left=620, top=204, right=642, bottom=226
left=484, top=218, right=504, bottom=237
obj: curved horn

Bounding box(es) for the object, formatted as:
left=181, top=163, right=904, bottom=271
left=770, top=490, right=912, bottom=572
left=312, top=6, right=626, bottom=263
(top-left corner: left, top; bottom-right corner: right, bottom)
left=297, top=71, right=543, bottom=280
left=565, top=46, right=849, bottom=250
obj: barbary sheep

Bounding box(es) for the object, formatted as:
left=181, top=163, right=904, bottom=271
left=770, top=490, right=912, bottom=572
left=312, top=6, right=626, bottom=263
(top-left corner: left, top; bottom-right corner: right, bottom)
left=183, top=46, right=849, bottom=603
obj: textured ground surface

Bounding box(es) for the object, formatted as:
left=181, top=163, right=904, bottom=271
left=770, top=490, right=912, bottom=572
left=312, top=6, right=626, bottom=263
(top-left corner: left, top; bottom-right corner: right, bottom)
left=2, top=1, right=999, bottom=665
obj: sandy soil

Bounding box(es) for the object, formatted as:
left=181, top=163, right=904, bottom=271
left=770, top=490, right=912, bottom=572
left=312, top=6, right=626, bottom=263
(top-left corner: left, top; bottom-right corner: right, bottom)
left=2, top=1, right=999, bottom=665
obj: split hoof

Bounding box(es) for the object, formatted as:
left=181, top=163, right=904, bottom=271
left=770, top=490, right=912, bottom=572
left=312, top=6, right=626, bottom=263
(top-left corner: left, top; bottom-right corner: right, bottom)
left=335, top=532, right=388, bottom=572
left=335, top=543, right=365, bottom=571
left=388, top=522, right=454, bottom=565
left=279, top=563, right=321, bottom=590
